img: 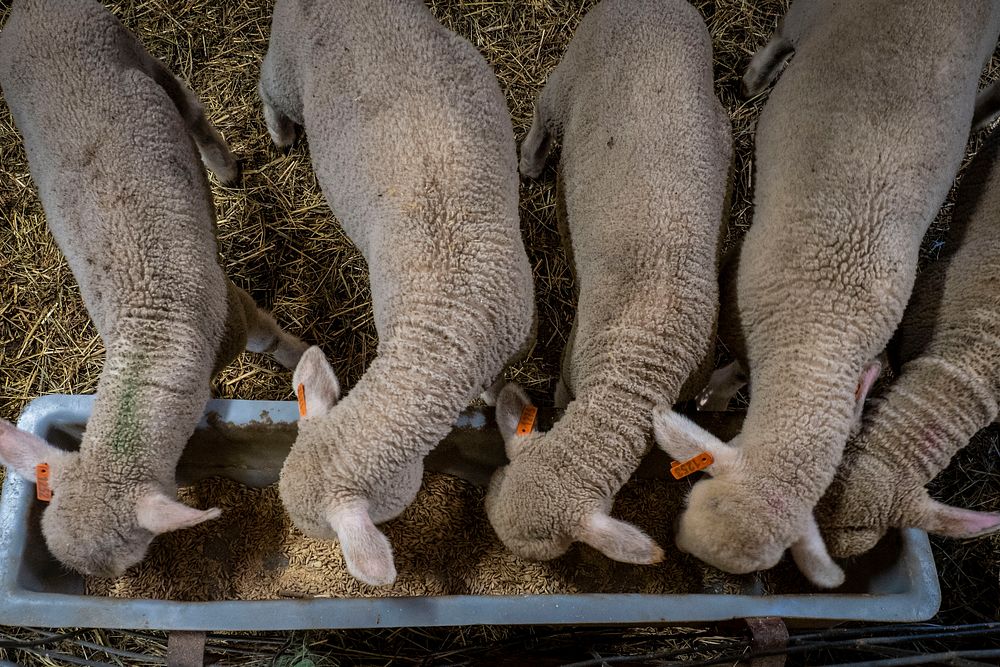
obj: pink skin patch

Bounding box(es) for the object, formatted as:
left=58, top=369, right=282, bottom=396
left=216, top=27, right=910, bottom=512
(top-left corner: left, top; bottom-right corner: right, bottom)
left=955, top=510, right=1000, bottom=536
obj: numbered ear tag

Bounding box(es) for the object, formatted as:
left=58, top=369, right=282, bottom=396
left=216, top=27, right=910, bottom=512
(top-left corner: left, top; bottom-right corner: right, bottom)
left=35, top=463, right=52, bottom=502
left=516, top=405, right=538, bottom=436
left=297, top=383, right=307, bottom=417
left=670, top=452, right=714, bottom=480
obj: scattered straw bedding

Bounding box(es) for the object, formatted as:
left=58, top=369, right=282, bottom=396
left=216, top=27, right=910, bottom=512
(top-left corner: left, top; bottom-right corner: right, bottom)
left=3, top=0, right=1000, bottom=607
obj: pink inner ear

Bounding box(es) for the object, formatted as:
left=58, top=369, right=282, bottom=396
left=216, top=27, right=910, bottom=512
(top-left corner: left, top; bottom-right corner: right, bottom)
left=914, top=495, right=1000, bottom=539
left=952, top=509, right=1000, bottom=537
left=855, top=359, right=882, bottom=403
left=0, top=421, right=63, bottom=481
left=136, top=492, right=221, bottom=534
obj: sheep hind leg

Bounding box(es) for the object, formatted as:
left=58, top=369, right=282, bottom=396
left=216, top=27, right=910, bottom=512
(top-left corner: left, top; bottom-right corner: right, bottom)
left=234, top=287, right=309, bottom=369
left=696, top=360, right=747, bottom=412
left=519, top=105, right=552, bottom=179
left=262, top=96, right=298, bottom=153
left=741, top=36, right=794, bottom=98
left=553, top=378, right=572, bottom=410
left=973, top=79, right=1000, bottom=132
left=142, top=56, right=241, bottom=185
left=553, top=316, right=577, bottom=410
left=182, top=93, right=242, bottom=186
left=257, top=52, right=299, bottom=152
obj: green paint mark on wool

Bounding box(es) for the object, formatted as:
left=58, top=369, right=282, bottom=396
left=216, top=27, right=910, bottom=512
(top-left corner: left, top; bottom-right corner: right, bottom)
left=108, top=354, right=147, bottom=457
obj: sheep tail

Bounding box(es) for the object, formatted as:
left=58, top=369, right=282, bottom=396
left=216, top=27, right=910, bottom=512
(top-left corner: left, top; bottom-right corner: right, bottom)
left=741, top=34, right=794, bottom=98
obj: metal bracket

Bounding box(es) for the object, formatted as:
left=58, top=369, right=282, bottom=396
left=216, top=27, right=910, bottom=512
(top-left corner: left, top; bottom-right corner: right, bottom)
left=745, top=616, right=789, bottom=667
left=167, top=631, right=207, bottom=667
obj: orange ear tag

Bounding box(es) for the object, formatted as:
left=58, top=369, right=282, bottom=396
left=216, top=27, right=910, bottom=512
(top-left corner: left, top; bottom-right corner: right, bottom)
left=35, top=463, right=52, bottom=502
left=297, top=383, right=307, bottom=417
left=670, top=452, right=714, bottom=480
left=516, top=405, right=538, bottom=436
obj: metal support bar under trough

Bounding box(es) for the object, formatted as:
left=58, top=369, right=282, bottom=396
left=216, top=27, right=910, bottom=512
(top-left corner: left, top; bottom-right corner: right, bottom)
left=746, top=616, right=789, bottom=666
left=167, top=631, right=206, bottom=667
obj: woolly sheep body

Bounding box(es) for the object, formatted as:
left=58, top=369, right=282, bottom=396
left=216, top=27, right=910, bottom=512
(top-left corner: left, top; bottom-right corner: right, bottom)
left=654, top=0, right=1000, bottom=587
left=817, top=129, right=1000, bottom=558
left=259, top=0, right=534, bottom=586
left=487, top=0, right=731, bottom=564
left=0, top=0, right=307, bottom=577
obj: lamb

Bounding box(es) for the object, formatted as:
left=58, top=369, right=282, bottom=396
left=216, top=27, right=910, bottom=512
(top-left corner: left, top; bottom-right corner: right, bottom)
left=258, top=0, right=534, bottom=586
left=815, top=128, right=1000, bottom=558
left=653, top=0, right=1000, bottom=587
left=485, top=0, right=731, bottom=564
left=0, top=0, right=308, bottom=578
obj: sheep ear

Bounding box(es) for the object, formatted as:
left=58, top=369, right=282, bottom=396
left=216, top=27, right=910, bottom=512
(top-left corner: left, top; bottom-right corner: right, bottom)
left=789, top=515, right=845, bottom=589
left=577, top=512, right=664, bottom=565
left=495, top=383, right=534, bottom=459
left=135, top=491, right=221, bottom=535
left=0, top=421, right=67, bottom=481
left=851, top=357, right=882, bottom=426
left=903, top=490, right=1000, bottom=539
left=651, top=407, right=738, bottom=475
left=293, top=346, right=341, bottom=418
left=327, top=504, right=397, bottom=587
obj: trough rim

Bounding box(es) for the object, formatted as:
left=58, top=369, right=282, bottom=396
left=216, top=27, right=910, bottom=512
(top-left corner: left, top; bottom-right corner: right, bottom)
left=0, top=394, right=942, bottom=631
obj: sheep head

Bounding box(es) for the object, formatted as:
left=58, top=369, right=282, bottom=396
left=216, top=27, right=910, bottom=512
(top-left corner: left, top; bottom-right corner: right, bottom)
left=0, top=421, right=219, bottom=578
left=652, top=407, right=845, bottom=588
left=485, top=383, right=665, bottom=564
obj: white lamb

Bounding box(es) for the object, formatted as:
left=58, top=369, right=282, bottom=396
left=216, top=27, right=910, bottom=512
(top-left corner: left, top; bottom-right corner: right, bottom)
left=654, top=0, right=1000, bottom=587
left=0, top=0, right=308, bottom=577
left=258, top=0, right=535, bottom=586
left=486, top=0, right=731, bottom=564
left=817, top=128, right=1000, bottom=557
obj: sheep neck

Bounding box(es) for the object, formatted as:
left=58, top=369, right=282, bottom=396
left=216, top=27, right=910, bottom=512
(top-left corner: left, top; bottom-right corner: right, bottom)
left=78, top=334, right=214, bottom=484
left=306, top=324, right=489, bottom=477
left=739, top=355, right=862, bottom=506
left=861, top=354, right=998, bottom=483
left=549, top=385, right=653, bottom=474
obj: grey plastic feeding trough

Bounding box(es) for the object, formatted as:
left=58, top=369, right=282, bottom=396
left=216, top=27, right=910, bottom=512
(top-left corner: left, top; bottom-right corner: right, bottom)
left=0, top=394, right=940, bottom=631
